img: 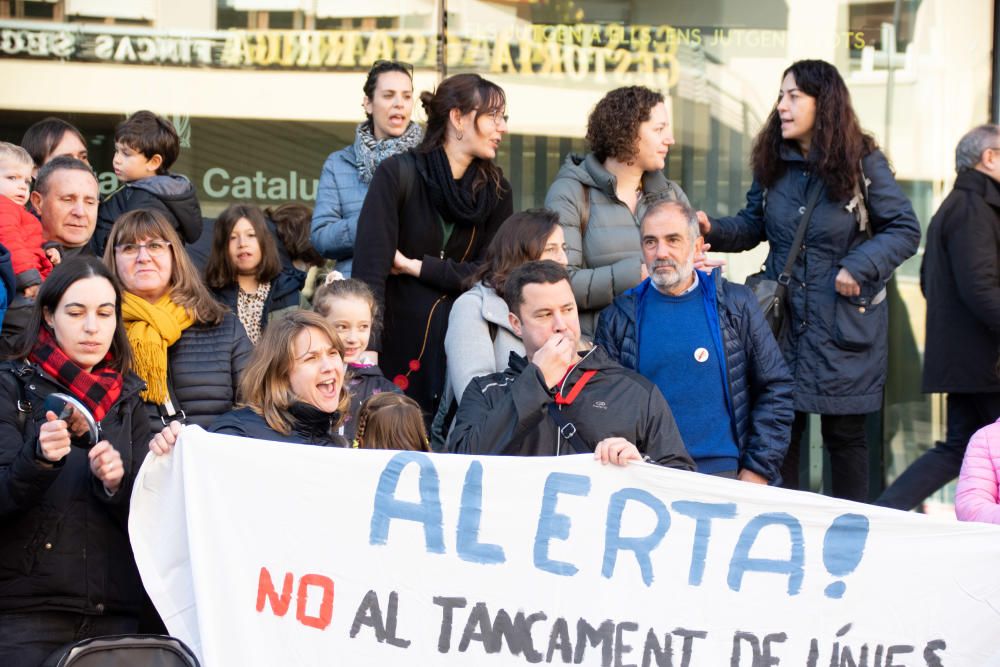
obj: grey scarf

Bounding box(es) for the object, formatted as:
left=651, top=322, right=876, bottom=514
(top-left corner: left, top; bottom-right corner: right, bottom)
left=353, top=121, right=424, bottom=184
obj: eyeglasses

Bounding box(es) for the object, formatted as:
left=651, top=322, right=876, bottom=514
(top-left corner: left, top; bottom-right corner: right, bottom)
left=371, top=59, right=414, bottom=75
left=481, top=108, right=509, bottom=125
left=115, top=240, right=172, bottom=258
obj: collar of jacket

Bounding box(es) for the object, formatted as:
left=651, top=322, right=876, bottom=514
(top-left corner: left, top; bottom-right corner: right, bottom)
left=566, top=152, right=670, bottom=199
left=508, top=344, right=605, bottom=382
left=956, top=168, right=1000, bottom=208
left=287, top=401, right=340, bottom=440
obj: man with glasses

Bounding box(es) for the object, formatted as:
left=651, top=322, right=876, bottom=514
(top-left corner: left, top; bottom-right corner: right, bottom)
left=877, top=124, right=1000, bottom=510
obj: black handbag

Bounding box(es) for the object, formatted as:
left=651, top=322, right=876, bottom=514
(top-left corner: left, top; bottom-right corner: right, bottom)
left=745, top=181, right=823, bottom=337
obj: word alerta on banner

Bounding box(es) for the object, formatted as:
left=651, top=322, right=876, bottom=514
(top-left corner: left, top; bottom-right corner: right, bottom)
left=0, top=21, right=690, bottom=85
left=130, top=427, right=1000, bottom=666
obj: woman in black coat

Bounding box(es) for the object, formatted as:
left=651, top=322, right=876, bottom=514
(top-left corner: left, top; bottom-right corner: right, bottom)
left=103, top=209, right=253, bottom=434
left=151, top=311, right=350, bottom=450
left=0, top=258, right=155, bottom=665
left=353, top=73, right=514, bottom=423
left=702, top=60, right=920, bottom=502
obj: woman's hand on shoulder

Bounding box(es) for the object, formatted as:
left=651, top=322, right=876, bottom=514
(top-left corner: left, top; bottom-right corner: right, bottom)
left=149, top=420, right=184, bottom=456
left=89, top=441, right=124, bottom=493
left=696, top=210, right=711, bottom=236
left=37, top=411, right=72, bottom=463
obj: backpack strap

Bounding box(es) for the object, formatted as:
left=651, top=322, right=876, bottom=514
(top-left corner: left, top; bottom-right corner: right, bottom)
left=4, top=362, right=34, bottom=435
left=579, top=183, right=591, bottom=239
left=396, top=151, right=417, bottom=215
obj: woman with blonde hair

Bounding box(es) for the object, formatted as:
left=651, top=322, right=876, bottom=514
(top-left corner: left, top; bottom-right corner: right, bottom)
left=103, top=209, right=252, bottom=432
left=206, top=310, right=350, bottom=447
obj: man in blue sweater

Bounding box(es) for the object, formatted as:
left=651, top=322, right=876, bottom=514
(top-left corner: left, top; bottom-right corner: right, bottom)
left=595, top=198, right=793, bottom=484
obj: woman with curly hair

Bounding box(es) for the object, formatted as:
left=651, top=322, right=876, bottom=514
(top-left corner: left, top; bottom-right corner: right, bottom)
left=545, top=85, right=691, bottom=338
left=701, top=60, right=920, bottom=501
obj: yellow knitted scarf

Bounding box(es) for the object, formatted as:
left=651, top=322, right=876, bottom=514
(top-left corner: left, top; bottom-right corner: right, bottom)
left=122, top=292, right=195, bottom=404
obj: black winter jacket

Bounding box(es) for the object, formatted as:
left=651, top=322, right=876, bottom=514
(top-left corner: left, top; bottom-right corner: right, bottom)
left=353, top=151, right=513, bottom=418
left=342, top=363, right=401, bottom=444
left=212, top=268, right=306, bottom=337
left=210, top=404, right=347, bottom=447
left=96, top=174, right=202, bottom=255
left=143, top=312, right=252, bottom=433
left=0, top=361, right=151, bottom=616
left=450, top=345, right=694, bottom=470
left=922, top=169, right=1000, bottom=393
left=594, top=271, right=794, bottom=483
left=707, top=147, right=920, bottom=414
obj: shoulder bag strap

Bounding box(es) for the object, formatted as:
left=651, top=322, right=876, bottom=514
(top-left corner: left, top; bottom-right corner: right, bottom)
left=546, top=402, right=592, bottom=455
left=777, top=179, right=824, bottom=289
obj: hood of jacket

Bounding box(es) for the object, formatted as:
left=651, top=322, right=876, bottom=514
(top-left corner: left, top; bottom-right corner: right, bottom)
left=130, top=174, right=201, bottom=231
left=553, top=153, right=672, bottom=200
left=469, top=282, right=517, bottom=332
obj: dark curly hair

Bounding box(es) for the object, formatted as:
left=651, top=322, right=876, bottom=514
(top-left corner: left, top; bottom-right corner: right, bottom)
left=586, top=86, right=665, bottom=163
left=751, top=59, right=878, bottom=201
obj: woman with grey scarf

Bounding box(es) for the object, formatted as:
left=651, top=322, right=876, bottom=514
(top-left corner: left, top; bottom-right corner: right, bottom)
left=311, top=61, right=424, bottom=277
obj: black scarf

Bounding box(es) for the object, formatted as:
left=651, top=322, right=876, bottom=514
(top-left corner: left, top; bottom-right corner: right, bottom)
left=419, top=147, right=502, bottom=226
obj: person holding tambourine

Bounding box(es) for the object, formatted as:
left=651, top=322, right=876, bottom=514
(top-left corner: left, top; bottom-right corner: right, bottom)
left=0, top=257, right=160, bottom=665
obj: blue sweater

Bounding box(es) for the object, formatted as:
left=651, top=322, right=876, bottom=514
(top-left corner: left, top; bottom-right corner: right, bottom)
left=637, top=283, right=740, bottom=474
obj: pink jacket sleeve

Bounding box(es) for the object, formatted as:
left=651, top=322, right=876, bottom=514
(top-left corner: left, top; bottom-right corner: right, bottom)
left=955, top=422, right=1000, bottom=524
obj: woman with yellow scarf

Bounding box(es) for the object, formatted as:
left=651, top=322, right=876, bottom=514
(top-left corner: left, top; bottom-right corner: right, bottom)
left=104, top=210, right=253, bottom=433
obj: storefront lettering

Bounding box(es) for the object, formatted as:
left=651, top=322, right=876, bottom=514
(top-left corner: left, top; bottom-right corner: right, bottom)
left=204, top=167, right=318, bottom=201
left=2, top=20, right=841, bottom=86
left=92, top=34, right=214, bottom=65
left=0, top=28, right=75, bottom=58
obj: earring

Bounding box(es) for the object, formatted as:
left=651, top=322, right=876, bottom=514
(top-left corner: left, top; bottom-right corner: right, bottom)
left=457, top=130, right=464, bottom=140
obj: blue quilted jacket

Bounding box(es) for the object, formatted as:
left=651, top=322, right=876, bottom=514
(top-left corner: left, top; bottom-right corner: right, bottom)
left=595, top=269, right=794, bottom=483
left=310, top=144, right=368, bottom=277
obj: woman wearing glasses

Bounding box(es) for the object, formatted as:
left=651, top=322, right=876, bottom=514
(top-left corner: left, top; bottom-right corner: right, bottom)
left=103, top=209, right=252, bottom=433
left=545, top=85, right=694, bottom=339
left=353, top=73, right=513, bottom=423
left=311, top=60, right=424, bottom=278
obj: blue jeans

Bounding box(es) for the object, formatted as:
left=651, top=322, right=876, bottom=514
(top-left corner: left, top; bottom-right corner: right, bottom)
left=0, top=611, right=138, bottom=667
left=876, top=392, right=1000, bottom=510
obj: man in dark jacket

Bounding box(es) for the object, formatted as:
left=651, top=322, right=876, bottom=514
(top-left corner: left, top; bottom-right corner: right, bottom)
left=877, top=124, right=1000, bottom=510
left=595, top=199, right=793, bottom=484
left=450, top=261, right=693, bottom=470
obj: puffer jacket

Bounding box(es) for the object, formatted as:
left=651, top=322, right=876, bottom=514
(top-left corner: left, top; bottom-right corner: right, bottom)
left=706, top=147, right=920, bottom=414
left=956, top=418, right=1000, bottom=524
left=212, top=268, right=306, bottom=337
left=594, top=270, right=794, bottom=483
left=921, top=169, right=1000, bottom=393
left=544, top=153, right=691, bottom=338
left=210, top=404, right=347, bottom=447
left=449, top=345, right=694, bottom=470
left=142, top=312, right=252, bottom=433
left=0, top=197, right=51, bottom=290
left=444, top=282, right=525, bottom=405
left=311, top=144, right=367, bottom=277
left=96, top=173, right=203, bottom=255
left=342, top=363, right=400, bottom=445
left=0, top=361, right=151, bottom=615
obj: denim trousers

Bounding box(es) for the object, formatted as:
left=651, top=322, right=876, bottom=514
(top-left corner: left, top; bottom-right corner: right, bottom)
left=781, top=411, right=870, bottom=502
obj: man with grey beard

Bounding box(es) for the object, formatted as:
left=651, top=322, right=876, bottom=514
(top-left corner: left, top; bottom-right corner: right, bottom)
left=595, top=198, right=794, bottom=484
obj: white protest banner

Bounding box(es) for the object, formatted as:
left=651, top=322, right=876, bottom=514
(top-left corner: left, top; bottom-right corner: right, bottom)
left=130, top=427, right=1000, bottom=666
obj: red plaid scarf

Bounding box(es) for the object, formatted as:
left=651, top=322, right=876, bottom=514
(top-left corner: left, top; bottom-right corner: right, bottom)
left=29, top=327, right=123, bottom=422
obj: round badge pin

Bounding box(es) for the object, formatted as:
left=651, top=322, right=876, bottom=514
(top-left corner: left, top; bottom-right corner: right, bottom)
left=694, top=347, right=709, bottom=363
